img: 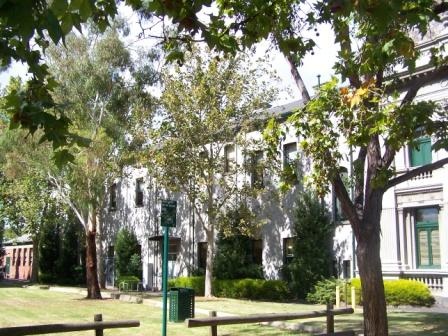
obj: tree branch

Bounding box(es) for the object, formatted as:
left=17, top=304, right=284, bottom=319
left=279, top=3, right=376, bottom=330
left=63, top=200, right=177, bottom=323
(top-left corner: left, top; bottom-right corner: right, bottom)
left=333, top=173, right=361, bottom=240
left=283, top=52, right=311, bottom=103
left=386, top=157, right=448, bottom=189
left=353, top=146, right=367, bottom=213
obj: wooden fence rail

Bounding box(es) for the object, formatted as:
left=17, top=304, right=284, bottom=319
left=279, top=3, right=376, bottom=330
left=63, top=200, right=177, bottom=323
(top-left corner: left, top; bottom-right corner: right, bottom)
left=186, top=304, right=354, bottom=336
left=0, top=314, right=140, bottom=336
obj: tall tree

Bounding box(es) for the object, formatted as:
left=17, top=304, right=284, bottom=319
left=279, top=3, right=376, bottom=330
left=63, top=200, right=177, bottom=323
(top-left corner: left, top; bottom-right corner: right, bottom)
left=44, top=26, right=157, bottom=298
left=150, top=48, right=277, bottom=297
left=0, top=112, right=57, bottom=283
left=130, top=2, right=448, bottom=334
left=0, top=0, right=118, bottom=160
left=1, top=25, right=157, bottom=298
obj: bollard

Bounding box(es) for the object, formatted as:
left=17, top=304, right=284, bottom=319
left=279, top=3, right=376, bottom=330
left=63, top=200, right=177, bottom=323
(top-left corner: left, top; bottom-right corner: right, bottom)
left=326, top=303, right=334, bottom=334
left=351, top=286, right=356, bottom=309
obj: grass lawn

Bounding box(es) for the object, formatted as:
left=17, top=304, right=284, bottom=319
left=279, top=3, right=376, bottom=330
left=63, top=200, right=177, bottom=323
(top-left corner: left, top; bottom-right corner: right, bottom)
left=0, top=283, right=447, bottom=335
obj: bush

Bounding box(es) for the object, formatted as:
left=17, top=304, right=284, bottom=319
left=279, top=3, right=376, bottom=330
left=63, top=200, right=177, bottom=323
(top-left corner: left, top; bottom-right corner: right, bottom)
left=308, top=277, right=435, bottom=307
left=306, top=278, right=345, bottom=304
left=214, top=279, right=289, bottom=301
left=115, top=228, right=142, bottom=279
left=351, top=278, right=435, bottom=307
left=285, top=192, right=334, bottom=299
left=168, top=276, right=205, bottom=296
left=168, top=276, right=290, bottom=301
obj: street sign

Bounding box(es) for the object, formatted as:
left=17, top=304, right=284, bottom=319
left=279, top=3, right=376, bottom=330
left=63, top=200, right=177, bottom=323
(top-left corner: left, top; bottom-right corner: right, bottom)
left=161, top=200, right=177, bottom=227
left=160, top=199, right=177, bottom=336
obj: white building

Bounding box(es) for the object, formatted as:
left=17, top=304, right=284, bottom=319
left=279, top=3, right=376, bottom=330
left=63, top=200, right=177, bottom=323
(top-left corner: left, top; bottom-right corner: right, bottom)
left=102, top=24, right=448, bottom=296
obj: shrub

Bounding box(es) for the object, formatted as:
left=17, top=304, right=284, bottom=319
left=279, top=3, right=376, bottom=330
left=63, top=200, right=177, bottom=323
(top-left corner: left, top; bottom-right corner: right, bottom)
left=285, top=191, right=334, bottom=299
left=306, top=278, right=345, bottom=304
left=168, top=276, right=290, bottom=301
left=214, top=279, right=290, bottom=301
left=308, top=277, right=435, bottom=307
left=168, top=276, right=205, bottom=296
left=115, top=228, right=142, bottom=279
left=351, top=278, right=435, bottom=307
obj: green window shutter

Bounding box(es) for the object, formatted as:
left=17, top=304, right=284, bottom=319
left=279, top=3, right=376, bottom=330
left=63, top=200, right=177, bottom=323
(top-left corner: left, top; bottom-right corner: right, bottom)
left=410, top=137, right=432, bottom=167
left=415, top=207, right=440, bottom=268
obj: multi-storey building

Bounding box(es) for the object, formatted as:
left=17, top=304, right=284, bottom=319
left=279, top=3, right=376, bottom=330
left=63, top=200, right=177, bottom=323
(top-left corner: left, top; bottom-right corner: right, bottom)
left=102, top=22, right=448, bottom=296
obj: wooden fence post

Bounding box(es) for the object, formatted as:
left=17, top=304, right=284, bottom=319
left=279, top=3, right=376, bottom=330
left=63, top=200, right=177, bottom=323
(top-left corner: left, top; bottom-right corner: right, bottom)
left=326, top=303, right=334, bottom=334
left=209, top=311, right=217, bottom=336
left=94, top=314, right=103, bottom=336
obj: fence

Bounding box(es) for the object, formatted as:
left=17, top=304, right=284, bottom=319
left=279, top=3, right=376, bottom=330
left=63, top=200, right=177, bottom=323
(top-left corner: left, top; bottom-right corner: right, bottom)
left=186, top=303, right=354, bottom=336
left=0, top=314, right=140, bottom=336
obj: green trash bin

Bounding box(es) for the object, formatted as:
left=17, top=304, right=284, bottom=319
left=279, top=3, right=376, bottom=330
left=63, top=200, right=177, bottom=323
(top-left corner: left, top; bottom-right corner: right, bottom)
left=169, top=287, right=195, bottom=322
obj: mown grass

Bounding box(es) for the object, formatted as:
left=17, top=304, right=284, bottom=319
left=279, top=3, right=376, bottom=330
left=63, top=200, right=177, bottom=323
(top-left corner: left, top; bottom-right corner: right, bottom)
left=0, top=283, right=447, bottom=335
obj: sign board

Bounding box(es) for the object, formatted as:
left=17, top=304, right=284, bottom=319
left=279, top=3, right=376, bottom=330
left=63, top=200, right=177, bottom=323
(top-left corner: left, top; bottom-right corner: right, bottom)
left=161, top=200, right=177, bottom=227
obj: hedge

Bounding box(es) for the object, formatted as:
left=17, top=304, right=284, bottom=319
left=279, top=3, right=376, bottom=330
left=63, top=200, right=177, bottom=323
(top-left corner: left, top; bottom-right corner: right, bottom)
left=351, top=278, right=435, bottom=307
left=168, top=276, right=290, bottom=301
left=307, top=277, right=435, bottom=307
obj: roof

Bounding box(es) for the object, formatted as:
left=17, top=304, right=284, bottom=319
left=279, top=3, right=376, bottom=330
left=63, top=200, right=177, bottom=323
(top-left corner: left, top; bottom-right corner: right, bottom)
left=3, top=234, right=32, bottom=246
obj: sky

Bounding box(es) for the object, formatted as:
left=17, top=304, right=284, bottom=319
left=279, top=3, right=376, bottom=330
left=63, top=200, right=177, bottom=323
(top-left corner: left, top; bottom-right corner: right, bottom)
left=0, top=6, right=338, bottom=106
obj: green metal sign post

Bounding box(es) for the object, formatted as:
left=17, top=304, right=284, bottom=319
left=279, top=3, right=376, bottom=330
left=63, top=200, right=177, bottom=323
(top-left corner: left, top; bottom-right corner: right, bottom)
left=161, top=200, right=177, bottom=336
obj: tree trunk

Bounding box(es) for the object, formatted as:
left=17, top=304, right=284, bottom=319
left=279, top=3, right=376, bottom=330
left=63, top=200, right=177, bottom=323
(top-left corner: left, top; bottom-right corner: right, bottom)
left=31, top=237, right=39, bottom=283
left=356, top=193, right=388, bottom=336
left=85, top=208, right=102, bottom=299
left=204, top=226, right=215, bottom=297
left=96, top=214, right=105, bottom=289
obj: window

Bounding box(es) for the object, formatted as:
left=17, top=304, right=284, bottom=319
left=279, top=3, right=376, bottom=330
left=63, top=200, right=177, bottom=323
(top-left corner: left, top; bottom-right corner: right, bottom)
left=251, top=239, right=263, bottom=265
left=12, top=249, right=16, bottom=266
left=283, top=237, right=294, bottom=265
left=283, top=142, right=299, bottom=184
left=135, top=178, right=144, bottom=207
left=168, top=239, right=180, bottom=261
left=224, top=144, right=235, bottom=173
left=250, top=151, right=264, bottom=188
left=333, top=167, right=348, bottom=222
left=198, top=242, right=207, bottom=269
left=23, top=248, right=27, bottom=266
left=415, top=207, right=440, bottom=268
left=342, top=260, right=351, bottom=279
left=283, top=142, right=297, bottom=168
left=29, top=248, right=32, bottom=266
left=109, top=183, right=117, bottom=211
left=409, top=136, right=432, bottom=167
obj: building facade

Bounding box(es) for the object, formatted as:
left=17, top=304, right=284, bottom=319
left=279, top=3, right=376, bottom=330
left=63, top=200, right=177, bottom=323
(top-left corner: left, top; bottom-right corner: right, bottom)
left=0, top=235, right=33, bottom=280
left=102, top=25, right=448, bottom=296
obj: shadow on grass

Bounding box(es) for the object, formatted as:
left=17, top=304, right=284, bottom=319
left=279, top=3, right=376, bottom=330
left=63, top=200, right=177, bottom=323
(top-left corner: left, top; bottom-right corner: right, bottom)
left=387, top=313, right=448, bottom=335
left=0, top=279, right=31, bottom=288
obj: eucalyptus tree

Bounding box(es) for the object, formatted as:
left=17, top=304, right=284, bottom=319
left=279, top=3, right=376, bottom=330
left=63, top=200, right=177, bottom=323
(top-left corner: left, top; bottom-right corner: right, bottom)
left=43, top=26, right=157, bottom=298
left=0, top=121, right=59, bottom=283
left=150, top=48, right=277, bottom=297
left=0, top=26, right=157, bottom=298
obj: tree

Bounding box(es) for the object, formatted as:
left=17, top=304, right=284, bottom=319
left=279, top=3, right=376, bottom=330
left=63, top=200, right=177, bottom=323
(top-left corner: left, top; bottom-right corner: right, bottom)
left=43, top=26, right=156, bottom=298
left=0, top=25, right=157, bottom=298
left=0, top=130, right=57, bottom=283
left=130, top=1, right=448, bottom=334
left=284, top=191, right=334, bottom=299
left=213, top=203, right=263, bottom=280
left=149, top=48, right=277, bottom=297
left=115, top=228, right=142, bottom=279
left=0, top=0, right=118, bottom=161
